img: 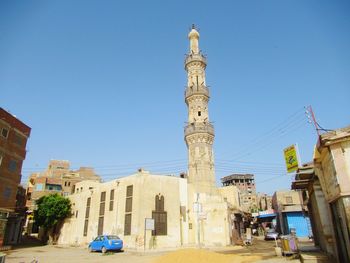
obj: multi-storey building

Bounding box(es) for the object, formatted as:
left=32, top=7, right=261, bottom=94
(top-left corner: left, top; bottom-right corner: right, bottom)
left=221, top=174, right=257, bottom=212
left=26, top=160, right=101, bottom=212
left=0, top=107, right=31, bottom=246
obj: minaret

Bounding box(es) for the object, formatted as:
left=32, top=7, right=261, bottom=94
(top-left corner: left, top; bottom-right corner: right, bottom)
left=184, top=26, right=216, bottom=193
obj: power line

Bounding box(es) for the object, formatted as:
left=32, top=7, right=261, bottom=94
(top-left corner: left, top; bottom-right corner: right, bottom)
left=219, top=120, right=307, bottom=162
left=216, top=107, right=306, bottom=159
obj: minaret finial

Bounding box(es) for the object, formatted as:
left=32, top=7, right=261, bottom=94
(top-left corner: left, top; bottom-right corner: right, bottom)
left=188, top=25, right=200, bottom=54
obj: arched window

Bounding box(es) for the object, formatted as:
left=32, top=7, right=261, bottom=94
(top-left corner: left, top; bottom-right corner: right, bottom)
left=152, top=194, right=167, bottom=236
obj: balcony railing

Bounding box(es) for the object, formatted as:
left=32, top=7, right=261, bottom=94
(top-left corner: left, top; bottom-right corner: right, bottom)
left=185, top=53, right=207, bottom=67
left=185, top=85, right=210, bottom=99
left=184, top=122, right=215, bottom=137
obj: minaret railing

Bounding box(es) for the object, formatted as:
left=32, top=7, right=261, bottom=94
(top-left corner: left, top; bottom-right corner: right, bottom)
left=184, top=122, right=215, bottom=137
left=185, top=85, right=210, bottom=99
left=184, top=53, right=207, bottom=67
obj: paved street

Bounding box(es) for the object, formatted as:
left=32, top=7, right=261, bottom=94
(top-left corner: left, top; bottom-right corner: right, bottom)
left=4, top=237, right=301, bottom=263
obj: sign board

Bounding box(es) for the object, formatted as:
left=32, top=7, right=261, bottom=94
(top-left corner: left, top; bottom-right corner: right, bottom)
left=283, top=144, right=300, bottom=173
left=145, top=218, right=155, bottom=230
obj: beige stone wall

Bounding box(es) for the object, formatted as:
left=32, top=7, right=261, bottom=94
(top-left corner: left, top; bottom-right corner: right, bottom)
left=186, top=185, right=230, bottom=247
left=315, top=127, right=350, bottom=202
left=59, top=172, right=230, bottom=249
left=219, top=185, right=240, bottom=210
left=58, top=171, right=188, bottom=249
left=274, top=190, right=302, bottom=206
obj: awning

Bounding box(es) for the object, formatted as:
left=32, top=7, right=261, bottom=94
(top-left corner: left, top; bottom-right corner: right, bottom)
left=257, top=213, right=277, bottom=218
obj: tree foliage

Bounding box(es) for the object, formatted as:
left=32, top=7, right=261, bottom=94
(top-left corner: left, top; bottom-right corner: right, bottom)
left=34, top=193, right=71, bottom=230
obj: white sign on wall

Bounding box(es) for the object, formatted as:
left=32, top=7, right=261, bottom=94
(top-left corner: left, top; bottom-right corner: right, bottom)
left=145, top=218, right=155, bottom=230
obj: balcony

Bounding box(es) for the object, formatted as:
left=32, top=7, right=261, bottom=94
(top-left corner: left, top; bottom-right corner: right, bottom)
left=184, top=122, right=214, bottom=137
left=185, top=85, right=210, bottom=99
left=185, top=53, right=207, bottom=68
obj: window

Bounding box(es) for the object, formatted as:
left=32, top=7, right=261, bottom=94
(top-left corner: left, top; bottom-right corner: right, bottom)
left=152, top=195, right=167, bottom=236
left=124, top=185, right=133, bottom=235
left=83, top=197, right=91, bottom=236
left=109, top=189, right=114, bottom=211
left=198, top=111, right=201, bottom=117
left=1, top=128, right=9, bottom=139
left=83, top=219, right=88, bottom=236
left=8, top=160, right=17, bottom=172
left=3, top=187, right=11, bottom=199
left=124, top=214, right=131, bottom=235
left=98, top=217, right=104, bottom=236
left=125, top=197, right=132, bottom=212
left=13, top=133, right=24, bottom=146
left=101, top=191, right=106, bottom=202
left=98, top=192, right=106, bottom=235
left=99, top=202, right=105, bottom=216
left=36, top=184, right=44, bottom=191
left=285, top=196, right=293, bottom=204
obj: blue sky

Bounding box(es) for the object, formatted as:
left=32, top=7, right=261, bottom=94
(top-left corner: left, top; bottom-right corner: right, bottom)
left=1, top=1, right=349, bottom=194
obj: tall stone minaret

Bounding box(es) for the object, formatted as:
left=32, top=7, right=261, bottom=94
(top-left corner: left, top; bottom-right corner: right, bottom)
left=184, top=26, right=216, bottom=193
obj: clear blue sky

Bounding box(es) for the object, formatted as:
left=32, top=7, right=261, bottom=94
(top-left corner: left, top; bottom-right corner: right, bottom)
left=1, top=1, right=349, bottom=194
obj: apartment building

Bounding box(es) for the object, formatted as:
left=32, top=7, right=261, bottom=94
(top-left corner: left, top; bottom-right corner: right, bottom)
left=0, top=108, right=31, bottom=246
left=221, top=174, right=257, bottom=212
left=26, top=160, right=101, bottom=212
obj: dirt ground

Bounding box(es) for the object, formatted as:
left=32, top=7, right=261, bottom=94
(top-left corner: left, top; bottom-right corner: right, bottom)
left=3, top=237, right=300, bottom=263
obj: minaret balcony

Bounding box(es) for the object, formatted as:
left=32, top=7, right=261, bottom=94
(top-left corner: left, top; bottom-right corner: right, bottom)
left=184, top=122, right=215, bottom=137
left=185, top=85, right=210, bottom=99
left=184, top=53, right=207, bottom=68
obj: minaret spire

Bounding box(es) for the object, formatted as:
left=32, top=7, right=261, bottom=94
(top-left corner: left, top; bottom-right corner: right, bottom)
left=188, top=25, right=200, bottom=54
left=184, top=27, right=215, bottom=193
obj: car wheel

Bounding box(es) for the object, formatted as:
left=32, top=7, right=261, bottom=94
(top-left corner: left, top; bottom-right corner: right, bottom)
left=88, top=246, right=93, bottom=253
left=101, top=246, right=107, bottom=254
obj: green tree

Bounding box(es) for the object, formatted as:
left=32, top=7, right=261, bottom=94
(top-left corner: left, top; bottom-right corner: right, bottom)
left=34, top=193, right=71, bottom=244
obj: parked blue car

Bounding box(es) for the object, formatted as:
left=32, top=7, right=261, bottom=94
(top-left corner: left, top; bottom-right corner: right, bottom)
left=88, top=235, right=123, bottom=253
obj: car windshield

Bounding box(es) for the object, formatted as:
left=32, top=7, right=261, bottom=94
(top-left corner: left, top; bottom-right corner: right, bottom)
left=106, top=235, right=120, bottom=240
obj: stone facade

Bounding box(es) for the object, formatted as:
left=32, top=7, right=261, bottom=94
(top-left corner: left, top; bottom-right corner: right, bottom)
left=184, top=27, right=215, bottom=194
left=184, top=26, right=231, bottom=247
left=58, top=170, right=189, bottom=249
left=313, top=126, right=350, bottom=262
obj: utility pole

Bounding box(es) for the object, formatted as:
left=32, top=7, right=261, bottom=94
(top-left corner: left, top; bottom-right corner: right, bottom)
left=305, top=105, right=320, bottom=136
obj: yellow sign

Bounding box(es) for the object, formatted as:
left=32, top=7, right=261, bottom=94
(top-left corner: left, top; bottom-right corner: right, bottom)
left=283, top=145, right=299, bottom=173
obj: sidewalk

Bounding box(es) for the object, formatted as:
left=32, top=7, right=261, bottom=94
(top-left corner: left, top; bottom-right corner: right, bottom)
left=298, top=242, right=331, bottom=263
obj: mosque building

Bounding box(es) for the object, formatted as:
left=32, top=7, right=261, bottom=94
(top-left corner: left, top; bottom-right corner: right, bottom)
left=58, top=27, right=241, bottom=249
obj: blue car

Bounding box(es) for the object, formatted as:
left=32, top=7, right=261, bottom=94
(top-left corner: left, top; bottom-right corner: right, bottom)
left=88, top=235, right=123, bottom=253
